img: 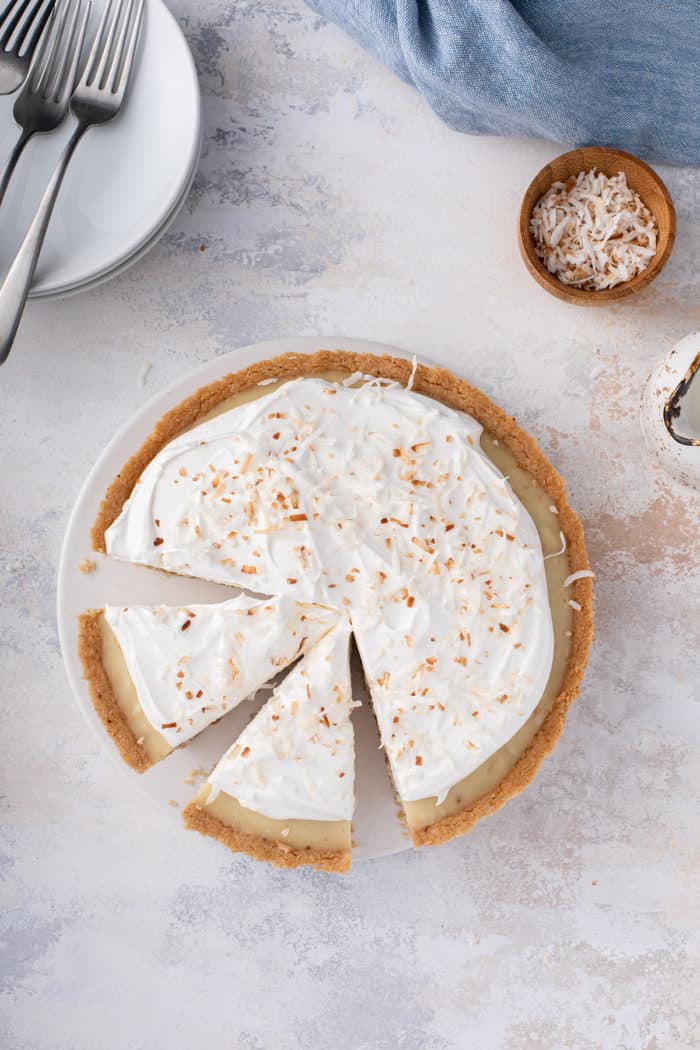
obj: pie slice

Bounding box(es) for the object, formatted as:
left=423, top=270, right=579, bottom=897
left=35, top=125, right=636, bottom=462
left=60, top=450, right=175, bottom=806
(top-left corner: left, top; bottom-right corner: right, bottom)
left=78, top=594, right=338, bottom=772
left=183, top=623, right=355, bottom=873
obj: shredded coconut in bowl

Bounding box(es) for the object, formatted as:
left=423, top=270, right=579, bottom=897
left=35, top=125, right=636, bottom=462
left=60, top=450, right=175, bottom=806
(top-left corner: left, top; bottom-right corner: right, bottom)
left=530, top=169, right=658, bottom=291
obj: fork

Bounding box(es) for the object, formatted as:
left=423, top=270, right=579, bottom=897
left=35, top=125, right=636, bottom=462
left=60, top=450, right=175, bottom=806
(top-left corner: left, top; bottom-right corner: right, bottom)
left=0, top=0, right=55, bottom=94
left=0, top=0, right=91, bottom=208
left=0, top=0, right=145, bottom=365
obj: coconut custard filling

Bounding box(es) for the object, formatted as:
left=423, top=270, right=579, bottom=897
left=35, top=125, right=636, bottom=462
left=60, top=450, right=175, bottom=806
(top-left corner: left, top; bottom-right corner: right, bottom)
left=90, top=595, right=338, bottom=770
left=187, top=624, right=354, bottom=855
left=103, top=370, right=577, bottom=837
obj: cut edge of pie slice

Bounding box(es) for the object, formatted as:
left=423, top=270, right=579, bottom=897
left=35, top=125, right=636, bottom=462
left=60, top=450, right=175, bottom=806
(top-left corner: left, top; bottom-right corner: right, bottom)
left=183, top=622, right=354, bottom=873
left=358, top=512, right=592, bottom=848
left=77, top=594, right=339, bottom=773
left=87, top=348, right=593, bottom=851
left=353, top=422, right=593, bottom=849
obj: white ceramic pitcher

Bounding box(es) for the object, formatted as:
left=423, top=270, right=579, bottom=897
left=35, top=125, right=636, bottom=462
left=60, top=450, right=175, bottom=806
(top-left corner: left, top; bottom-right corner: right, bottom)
left=641, top=331, right=700, bottom=489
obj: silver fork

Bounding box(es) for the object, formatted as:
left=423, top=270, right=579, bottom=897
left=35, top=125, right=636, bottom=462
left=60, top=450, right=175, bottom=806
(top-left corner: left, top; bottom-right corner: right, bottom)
left=0, top=0, right=55, bottom=94
left=0, top=0, right=91, bottom=208
left=0, top=0, right=145, bottom=365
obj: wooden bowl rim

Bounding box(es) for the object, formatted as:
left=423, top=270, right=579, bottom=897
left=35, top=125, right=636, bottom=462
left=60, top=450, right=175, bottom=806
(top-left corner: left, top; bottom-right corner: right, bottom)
left=518, top=146, right=676, bottom=306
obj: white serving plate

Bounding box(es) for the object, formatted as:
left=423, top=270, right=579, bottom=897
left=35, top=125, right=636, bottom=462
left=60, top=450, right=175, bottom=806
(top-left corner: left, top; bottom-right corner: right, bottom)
left=58, top=337, right=421, bottom=864
left=0, top=0, right=201, bottom=299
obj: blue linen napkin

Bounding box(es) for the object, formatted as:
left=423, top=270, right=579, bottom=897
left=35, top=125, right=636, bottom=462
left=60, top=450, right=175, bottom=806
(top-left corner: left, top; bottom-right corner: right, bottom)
left=306, top=0, right=700, bottom=166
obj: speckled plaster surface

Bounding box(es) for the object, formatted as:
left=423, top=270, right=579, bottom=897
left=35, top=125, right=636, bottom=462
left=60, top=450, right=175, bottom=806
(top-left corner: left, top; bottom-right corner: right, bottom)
left=1, top=2, right=699, bottom=1048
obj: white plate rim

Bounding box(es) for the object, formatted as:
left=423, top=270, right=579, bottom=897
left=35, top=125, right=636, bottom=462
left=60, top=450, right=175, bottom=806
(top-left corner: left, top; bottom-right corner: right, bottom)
left=57, top=337, right=434, bottom=864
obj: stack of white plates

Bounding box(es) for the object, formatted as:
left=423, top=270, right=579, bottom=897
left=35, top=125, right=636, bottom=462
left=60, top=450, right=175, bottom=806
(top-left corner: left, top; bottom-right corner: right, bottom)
left=0, top=0, right=201, bottom=300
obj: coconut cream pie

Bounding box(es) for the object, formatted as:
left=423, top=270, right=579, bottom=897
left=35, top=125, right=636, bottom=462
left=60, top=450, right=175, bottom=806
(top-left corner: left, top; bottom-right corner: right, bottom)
left=86, top=349, right=593, bottom=867
left=78, top=594, right=338, bottom=772
left=184, top=623, right=355, bottom=872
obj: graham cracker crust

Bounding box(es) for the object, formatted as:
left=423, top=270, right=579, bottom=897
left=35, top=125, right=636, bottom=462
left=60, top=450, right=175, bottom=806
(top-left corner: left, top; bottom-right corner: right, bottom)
left=182, top=800, right=351, bottom=874
left=86, top=348, right=594, bottom=853
left=77, top=610, right=152, bottom=773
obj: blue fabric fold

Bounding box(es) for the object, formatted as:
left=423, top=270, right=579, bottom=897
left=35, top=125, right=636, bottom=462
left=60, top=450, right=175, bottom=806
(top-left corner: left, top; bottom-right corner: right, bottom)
left=306, top=0, right=700, bottom=165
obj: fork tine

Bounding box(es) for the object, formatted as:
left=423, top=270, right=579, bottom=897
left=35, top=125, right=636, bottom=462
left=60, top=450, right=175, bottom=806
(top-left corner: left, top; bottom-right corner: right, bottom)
left=79, top=0, right=116, bottom=85
left=91, top=0, right=124, bottom=90
left=18, top=0, right=54, bottom=57
left=34, top=0, right=69, bottom=93
left=111, top=0, right=141, bottom=98
left=43, top=0, right=79, bottom=97
left=54, top=0, right=88, bottom=102
left=26, top=2, right=55, bottom=89
left=14, top=0, right=52, bottom=52
left=104, top=0, right=131, bottom=89
left=0, top=0, right=15, bottom=25
left=103, top=0, right=131, bottom=88
left=0, top=0, right=33, bottom=47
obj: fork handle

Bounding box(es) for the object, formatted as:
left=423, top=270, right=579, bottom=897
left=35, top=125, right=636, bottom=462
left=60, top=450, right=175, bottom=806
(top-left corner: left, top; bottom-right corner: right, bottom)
left=0, top=122, right=86, bottom=365
left=0, top=128, right=32, bottom=211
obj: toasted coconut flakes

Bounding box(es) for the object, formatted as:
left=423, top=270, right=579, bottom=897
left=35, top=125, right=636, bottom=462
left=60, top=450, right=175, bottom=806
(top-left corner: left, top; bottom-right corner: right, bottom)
left=544, top=531, right=567, bottom=560
left=342, top=371, right=365, bottom=386
left=137, top=361, right=152, bottom=386
left=406, top=354, right=418, bottom=391
left=563, top=569, right=595, bottom=588
left=530, top=169, right=658, bottom=291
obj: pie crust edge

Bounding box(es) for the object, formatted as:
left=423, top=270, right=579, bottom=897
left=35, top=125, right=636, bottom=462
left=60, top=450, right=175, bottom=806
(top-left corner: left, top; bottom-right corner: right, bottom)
left=78, top=609, right=152, bottom=773
left=181, top=800, right=350, bottom=874
left=84, top=348, right=594, bottom=852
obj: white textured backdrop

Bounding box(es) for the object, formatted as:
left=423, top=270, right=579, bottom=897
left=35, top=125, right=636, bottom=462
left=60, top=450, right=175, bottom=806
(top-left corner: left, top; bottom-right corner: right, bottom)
left=1, top=2, right=699, bottom=1048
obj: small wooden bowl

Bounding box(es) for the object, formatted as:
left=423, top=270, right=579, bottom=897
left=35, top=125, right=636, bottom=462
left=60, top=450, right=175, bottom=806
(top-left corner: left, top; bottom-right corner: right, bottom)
left=518, top=146, right=676, bottom=306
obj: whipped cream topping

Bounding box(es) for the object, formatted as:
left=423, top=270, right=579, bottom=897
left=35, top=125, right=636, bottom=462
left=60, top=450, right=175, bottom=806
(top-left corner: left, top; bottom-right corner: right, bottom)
left=104, top=595, right=337, bottom=748
left=107, top=376, right=554, bottom=802
left=206, top=623, right=355, bottom=822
